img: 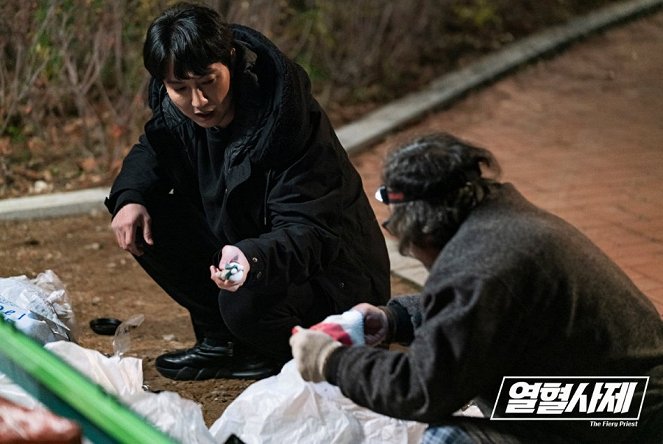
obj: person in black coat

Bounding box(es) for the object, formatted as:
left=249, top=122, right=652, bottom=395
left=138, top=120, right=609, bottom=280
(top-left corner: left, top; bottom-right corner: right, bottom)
left=105, top=2, right=390, bottom=380
left=291, top=133, right=663, bottom=443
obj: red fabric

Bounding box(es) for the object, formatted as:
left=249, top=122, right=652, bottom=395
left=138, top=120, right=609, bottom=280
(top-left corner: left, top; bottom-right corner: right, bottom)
left=292, top=323, right=353, bottom=346
left=310, top=323, right=353, bottom=345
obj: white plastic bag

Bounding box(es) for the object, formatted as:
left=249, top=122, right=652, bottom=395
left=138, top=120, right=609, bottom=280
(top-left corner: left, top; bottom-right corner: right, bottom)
left=112, top=313, right=145, bottom=357
left=0, top=270, right=75, bottom=343
left=210, top=360, right=426, bottom=444
left=44, top=341, right=215, bottom=444
left=0, top=373, right=42, bottom=410
left=45, top=341, right=144, bottom=398
left=128, top=391, right=217, bottom=444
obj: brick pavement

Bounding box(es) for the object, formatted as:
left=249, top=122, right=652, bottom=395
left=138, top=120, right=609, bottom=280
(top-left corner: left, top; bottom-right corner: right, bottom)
left=351, top=10, right=663, bottom=315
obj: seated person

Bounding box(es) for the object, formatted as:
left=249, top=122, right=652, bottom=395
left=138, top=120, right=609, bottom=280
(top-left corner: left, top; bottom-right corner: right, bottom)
left=291, top=132, right=663, bottom=443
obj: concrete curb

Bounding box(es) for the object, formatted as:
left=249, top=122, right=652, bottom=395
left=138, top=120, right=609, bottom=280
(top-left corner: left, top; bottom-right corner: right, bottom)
left=1, top=0, right=661, bottom=287
left=0, top=188, right=109, bottom=221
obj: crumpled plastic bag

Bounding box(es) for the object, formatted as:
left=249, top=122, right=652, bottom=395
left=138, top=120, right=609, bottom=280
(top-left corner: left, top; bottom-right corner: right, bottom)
left=0, top=373, right=41, bottom=410
left=45, top=341, right=143, bottom=399
left=128, top=390, right=216, bottom=444
left=44, top=341, right=215, bottom=444
left=0, top=270, right=75, bottom=344
left=210, top=360, right=426, bottom=444
left=112, top=313, right=145, bottom=357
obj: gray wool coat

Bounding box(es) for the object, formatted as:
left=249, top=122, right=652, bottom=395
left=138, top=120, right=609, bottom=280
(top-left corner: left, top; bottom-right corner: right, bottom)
left=326, top=183, right=663, bottom=442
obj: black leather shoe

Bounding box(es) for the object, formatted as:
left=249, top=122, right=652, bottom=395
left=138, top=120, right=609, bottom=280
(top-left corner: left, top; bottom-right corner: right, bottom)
left=155, top=338, right=276, bottom=381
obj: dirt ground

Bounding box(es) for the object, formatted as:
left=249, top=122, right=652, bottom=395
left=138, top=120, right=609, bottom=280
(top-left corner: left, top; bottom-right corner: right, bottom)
left=2, top=9, right=662, bottom=431
left=0, top=210, right=420, bottom=426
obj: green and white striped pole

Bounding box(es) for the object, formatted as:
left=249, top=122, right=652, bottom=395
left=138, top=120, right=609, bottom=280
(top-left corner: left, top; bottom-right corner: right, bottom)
left=0, top=317, right=176, bottom=444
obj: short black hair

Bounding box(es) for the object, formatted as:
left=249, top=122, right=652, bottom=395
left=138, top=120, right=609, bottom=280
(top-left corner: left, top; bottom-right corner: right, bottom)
left=382, top=132, right=501, bottom=253
left=143, top=2, right=234, bottom=80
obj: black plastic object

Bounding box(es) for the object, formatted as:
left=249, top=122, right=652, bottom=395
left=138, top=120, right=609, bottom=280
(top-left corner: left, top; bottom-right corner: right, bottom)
left=89, top=318, right=122, bottom=336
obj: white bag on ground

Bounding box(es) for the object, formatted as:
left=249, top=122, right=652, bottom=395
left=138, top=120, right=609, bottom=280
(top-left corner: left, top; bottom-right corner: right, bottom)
left=0, top=270, right=75, bottom=343
left=0, top=373, right=41, bottom=410
left=45, top=341, right=144, bottom=398
left=210, top=360, right=426, bottom=444
left=45, top=341, right=215, bottom=444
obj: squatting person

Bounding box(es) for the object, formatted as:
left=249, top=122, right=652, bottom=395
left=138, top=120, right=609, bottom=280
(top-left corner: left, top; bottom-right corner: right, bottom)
left=106, top=2, right=390, bottom=380
left=290, top=132, right=663, bottom=443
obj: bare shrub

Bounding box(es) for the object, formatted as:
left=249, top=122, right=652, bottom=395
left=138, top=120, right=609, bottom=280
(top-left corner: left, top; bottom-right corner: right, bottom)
left=0, top=2, right=56, bottom=138
left=0, top=0, right=621, bottom=198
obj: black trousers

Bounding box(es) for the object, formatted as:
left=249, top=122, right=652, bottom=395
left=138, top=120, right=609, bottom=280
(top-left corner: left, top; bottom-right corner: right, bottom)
left=130, top=192, right=339, bottom=361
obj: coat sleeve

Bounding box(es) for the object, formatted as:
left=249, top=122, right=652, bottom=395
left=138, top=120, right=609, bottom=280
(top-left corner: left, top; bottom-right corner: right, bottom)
left=105, top=80, right=173, bottom=216
left=325, top=274, right=531, bottom=423
left=385, top=295, right=424, bottom=344
left=234, top=119, right=361, bottom=292
left=104, top=132, right=170, bottom=216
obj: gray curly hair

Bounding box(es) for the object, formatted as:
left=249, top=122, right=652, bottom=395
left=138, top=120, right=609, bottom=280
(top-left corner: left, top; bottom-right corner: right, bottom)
left=381, top=133, right=501, bottom=255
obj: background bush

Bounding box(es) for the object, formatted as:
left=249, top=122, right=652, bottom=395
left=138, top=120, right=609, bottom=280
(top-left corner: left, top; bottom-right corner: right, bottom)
left=0, top=0, right=618, bottom=197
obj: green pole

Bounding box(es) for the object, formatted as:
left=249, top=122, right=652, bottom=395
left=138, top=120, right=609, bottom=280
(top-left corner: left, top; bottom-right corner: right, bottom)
left=0, top=318, right=176, bottom=444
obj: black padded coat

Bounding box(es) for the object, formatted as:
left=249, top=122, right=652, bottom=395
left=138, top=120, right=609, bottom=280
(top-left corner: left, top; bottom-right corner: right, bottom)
left=105, top=25, right=390, bottom=310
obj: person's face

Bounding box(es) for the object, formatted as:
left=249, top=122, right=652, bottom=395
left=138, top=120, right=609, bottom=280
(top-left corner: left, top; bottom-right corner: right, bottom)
left=382, top=201, right=440, bottom=270
left=163, top=62, right=234, bottom=128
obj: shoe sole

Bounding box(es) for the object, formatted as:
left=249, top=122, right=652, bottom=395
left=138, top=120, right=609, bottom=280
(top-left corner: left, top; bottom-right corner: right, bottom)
left=156, top=364, right=276, bottom=381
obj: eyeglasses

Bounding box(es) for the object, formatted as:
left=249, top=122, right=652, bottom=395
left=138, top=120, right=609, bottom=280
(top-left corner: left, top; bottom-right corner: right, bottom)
left=374, top=185, right=406, bottom=205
